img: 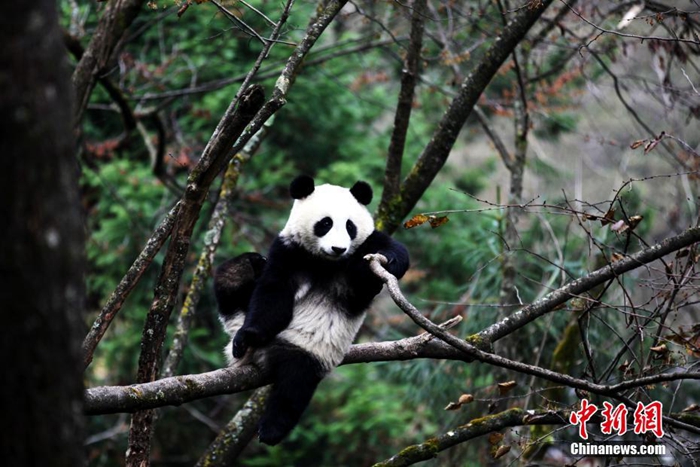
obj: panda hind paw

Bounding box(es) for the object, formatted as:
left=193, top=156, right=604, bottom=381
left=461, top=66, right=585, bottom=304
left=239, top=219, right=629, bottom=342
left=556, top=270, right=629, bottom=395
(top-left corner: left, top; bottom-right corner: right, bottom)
left=257, top=422, right=289, bottom=446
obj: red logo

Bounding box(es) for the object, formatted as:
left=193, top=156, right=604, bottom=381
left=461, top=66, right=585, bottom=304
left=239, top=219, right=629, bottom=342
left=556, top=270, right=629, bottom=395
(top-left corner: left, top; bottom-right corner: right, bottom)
left=633, top=401, right=665, bottom=438
left=570, top=399, right=664, bottom=438
left=569, top=399, right=598, bottom=439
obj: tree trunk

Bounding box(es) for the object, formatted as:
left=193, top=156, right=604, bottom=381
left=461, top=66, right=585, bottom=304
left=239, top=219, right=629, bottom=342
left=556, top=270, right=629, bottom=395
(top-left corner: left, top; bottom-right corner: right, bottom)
left=0, top=0, right=86, bottom=464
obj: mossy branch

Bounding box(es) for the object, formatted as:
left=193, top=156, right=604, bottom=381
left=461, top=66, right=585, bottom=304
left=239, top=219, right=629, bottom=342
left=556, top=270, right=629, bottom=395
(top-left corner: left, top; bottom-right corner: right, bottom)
left=373, top=408, right=570, bottom=467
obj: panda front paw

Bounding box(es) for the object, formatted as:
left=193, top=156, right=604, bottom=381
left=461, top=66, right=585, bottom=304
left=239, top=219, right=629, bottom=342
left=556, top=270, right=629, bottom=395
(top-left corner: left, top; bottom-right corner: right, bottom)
left=231, top=327, right=264, bottom=359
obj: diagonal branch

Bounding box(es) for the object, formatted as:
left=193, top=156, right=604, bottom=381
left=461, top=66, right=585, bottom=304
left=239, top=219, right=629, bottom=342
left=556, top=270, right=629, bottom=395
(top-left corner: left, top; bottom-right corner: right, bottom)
left=126, top=85, right=265, bottom=465
left=82, top=201, right=181, bottom=369
left=374, top=408, right=571, bottom=467
left=479, top=226, right=700, bottom=344
left=377, top=0, right=554, bottom=234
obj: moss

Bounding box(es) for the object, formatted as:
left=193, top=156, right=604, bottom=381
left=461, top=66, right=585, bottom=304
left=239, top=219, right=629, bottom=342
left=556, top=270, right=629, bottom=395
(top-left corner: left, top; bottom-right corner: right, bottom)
left=460, top=408, right=524, bottom=432
left=465, top=334, right=493, bottom=353
left=371, top=437, right=440, bottom=467
left=375, top=193, right=404, bottom=234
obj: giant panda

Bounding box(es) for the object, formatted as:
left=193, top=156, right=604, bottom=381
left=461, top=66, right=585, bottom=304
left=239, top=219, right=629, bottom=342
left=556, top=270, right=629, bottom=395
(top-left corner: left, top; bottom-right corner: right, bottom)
left=213, top=175, right=409, bottom=445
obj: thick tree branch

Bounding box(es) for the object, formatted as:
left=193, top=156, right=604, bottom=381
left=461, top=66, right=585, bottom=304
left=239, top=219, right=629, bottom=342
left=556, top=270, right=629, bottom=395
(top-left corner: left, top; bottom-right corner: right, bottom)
left=373, top=408, right=569, bottom=467
left=84, top=333, right=700, bottom=417
left=195, top=386, right=271, bottom=467
left=379, top=0, right=427, bottom=215
left=480, top=227, right=700, bottom=344
left=86, top=366, right=267, bottom=416
left=126, top=85, right=265, bottom=465
left=83, top=202, right=180, bottom=369
left=378, top=0, right=554, bottom=234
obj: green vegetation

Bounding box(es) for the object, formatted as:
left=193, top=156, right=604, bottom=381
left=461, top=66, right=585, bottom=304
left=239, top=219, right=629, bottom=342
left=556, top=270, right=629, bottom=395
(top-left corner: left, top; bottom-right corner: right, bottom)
left=67, top=1, right=700, bottom=465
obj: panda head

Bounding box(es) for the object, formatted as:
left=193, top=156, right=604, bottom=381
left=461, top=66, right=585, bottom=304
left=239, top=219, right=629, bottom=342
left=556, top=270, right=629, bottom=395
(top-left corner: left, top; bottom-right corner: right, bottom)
left=279, top=175, right=374, bottom=260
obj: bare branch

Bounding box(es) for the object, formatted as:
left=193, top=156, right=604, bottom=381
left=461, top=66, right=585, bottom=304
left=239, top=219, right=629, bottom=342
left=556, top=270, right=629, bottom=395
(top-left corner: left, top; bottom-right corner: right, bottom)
left=82, top=201, right=181, bottom=369
left=480, top=227, right=700, bottom=344
left=126, top=84, right=265, bottom=465
left=374, top=408, right=569, bottom=467
left=380, top=0, right=427, bottom=209
left=71, top=0, right=146, bottom=127
left=378, top=0, right=554, bottom=233
left=561, top=1, right=700, bottom=46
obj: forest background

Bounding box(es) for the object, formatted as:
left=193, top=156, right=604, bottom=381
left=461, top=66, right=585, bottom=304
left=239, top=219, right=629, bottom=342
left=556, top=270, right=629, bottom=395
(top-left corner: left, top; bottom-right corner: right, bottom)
left=3, top=0, right=700, bottom=466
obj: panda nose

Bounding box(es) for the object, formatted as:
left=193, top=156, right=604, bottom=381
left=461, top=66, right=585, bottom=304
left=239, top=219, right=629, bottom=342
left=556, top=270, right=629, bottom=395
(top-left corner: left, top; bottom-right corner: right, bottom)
left=332, top=246, right=346, bottom=255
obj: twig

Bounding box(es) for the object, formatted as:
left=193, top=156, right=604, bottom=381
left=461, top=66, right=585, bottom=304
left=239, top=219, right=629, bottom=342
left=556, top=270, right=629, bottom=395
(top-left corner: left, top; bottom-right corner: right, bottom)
left=561, top=0, right=700, bottom=45
left=379, top=0, right=554, bottom=234
left=226, top=0, right=352, bottom=159
left=210, top=0, right=267, bottom=45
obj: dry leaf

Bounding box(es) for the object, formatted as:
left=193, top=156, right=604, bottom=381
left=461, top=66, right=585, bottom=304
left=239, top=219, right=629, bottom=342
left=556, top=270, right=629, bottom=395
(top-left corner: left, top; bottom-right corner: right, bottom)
left=444, top=401, right=462, bottom=411
left=600, top=207, right=616, bottom=226
left=497, top=381, right=517, bottom=395
left=429, top=215, right=450, bottom=229
left=682, top=403, right=700, bottom=413
left=628, top=215, right=644, bottom=230
left=630, top=139, right=646, bottom=150
left=650, top=344, right=668, bottom=354
left=611, top=252, right=625, bottom=262
left=488, top=432, right=505, bottom=445
left=404, top=214, right=430, bottom=229
left=458, top=394, right=474, bottom=405
left=493, top=445, right=511, bottom=459
left=644, top=131, right=666, bottom=154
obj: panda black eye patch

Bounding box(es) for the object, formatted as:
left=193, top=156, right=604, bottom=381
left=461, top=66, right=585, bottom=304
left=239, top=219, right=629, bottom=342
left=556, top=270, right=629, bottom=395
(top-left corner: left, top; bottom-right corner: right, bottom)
left=314, top=217, right=333, bottom=237
left=346, top=220, right=357, bottom=240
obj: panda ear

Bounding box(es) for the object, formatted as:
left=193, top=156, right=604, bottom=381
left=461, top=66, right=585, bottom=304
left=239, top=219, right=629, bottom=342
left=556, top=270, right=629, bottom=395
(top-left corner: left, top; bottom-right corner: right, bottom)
left=350, top=181, right=372, bottom=205
left=290, top=175, right=315, bottom=199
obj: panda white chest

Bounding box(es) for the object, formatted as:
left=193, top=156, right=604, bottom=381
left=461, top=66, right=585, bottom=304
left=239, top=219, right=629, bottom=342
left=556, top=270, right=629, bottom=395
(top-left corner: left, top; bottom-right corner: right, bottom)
left=278, top=277, right=365, bottom=371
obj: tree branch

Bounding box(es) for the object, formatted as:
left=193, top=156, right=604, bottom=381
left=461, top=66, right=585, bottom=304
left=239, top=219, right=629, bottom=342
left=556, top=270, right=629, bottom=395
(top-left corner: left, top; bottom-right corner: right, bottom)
left=373, top=408, right=569, bottom=467
left=71, top=0, right=146, bottom=127
left=479, top=227, right=700, bottom=344
left=195, top=386, right=271, bottom=467
left=82, top=201, right=181, bottom=369
left=379, top=0, right=427, bottom=216
left=126, top=85, right=265, bottom=465
left=378, top=0, right=554, bottom=234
